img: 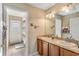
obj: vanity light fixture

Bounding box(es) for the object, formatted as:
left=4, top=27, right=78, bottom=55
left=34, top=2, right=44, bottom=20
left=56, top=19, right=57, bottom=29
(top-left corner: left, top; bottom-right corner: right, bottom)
left=49, top=13, right=52, bottom=19
left=46, top=11, right=55, bottom=19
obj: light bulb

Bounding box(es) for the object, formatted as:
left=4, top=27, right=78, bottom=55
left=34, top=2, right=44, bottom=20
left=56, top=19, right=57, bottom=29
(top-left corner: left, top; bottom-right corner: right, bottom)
left=52, top=14, right=55, bottom=17
left=46, top=14, right=49, bottom=18
left=51, top=11, right=55, bottom=18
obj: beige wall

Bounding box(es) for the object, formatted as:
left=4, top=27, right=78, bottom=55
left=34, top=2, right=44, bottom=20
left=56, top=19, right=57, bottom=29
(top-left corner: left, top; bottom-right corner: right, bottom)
left=45, top=18, right=55, bottom=35
left=20, top=4, right=46, bottom=55
left=23, top=4, right=46, bottom=55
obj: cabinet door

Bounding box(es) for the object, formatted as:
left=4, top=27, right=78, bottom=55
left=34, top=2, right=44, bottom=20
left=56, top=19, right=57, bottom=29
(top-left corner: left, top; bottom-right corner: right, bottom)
left=60, top=48, right=79, bottom=56
left=49, top=44, right=59, bottom=56
left=37, top=39, right=43, bottom=55
left=42, top=41, right=49, bottom=56
left=60, top=48, right=64, bottom=56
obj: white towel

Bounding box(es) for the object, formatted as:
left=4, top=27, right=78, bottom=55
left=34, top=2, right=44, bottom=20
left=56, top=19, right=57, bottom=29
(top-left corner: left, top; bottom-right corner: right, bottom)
left=14, top=43, right=25, bottom=49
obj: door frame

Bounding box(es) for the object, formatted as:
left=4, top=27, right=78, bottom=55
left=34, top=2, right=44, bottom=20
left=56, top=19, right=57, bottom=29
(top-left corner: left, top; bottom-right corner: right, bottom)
left=3, top=4, right=29, bottom=56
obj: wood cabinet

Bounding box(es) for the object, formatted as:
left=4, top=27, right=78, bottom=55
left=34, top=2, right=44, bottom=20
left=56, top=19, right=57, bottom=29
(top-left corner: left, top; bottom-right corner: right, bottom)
left=37, top=39, right=43, bottom=55
left=49, top=43, right=59, bottom=56
left=42, top=41, right=49, bottom=56
left=37, top=39, right=49, bottom=56
left=37, top=39, right=79, bottom=56
left=60, top=48, right=79, bottom=56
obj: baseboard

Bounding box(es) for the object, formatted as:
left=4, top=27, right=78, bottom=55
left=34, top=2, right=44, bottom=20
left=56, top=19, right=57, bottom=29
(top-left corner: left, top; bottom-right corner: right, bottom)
left=29, top=51, right=39, bottom=56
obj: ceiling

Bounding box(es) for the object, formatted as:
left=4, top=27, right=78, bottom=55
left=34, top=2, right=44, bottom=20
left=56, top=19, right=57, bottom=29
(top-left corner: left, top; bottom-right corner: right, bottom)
left=29, top=3, right=56, bottom=10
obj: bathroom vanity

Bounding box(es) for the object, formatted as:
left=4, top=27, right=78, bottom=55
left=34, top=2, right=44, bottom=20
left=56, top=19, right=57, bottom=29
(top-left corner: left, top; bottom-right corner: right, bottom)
left=37, top=36, right=79, bottom=56
left=38, top=4, right=79, bottom=56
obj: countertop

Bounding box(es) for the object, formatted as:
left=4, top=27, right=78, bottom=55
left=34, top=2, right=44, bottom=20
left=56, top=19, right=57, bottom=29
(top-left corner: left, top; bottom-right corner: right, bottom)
left=38, top=36, right=79, bottom=54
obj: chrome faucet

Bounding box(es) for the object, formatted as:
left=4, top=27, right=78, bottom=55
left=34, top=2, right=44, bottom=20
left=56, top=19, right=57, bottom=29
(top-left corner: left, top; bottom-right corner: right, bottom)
left=70, top=35, right=72, bottom=39
left=69, top=33, right=72, bottom=39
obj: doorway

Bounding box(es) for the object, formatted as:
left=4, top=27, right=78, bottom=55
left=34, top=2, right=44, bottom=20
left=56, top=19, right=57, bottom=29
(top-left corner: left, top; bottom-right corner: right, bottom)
left=3, top=4, right=28, bottom=56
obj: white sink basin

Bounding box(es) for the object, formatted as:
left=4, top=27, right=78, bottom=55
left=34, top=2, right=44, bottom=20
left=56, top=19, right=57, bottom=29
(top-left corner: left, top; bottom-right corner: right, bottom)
left=53, top=39, right=77, bottom=47
left=60, top=41, right=77, bottom=47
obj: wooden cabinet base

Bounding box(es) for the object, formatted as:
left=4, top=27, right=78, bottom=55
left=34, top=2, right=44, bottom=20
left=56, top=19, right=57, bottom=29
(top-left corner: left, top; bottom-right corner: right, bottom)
left=42, top=41, right=49, bottom=56
left=60, top=48, right=79, bottom=56
left=37, top=39, right=79, bottom=56
left=37, top=39, right=49, bottom=56
left=37, top=39, right=43, bottom=55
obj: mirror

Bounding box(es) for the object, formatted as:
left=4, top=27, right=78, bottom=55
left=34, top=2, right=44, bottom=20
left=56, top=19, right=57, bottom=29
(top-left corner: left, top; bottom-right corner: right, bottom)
left=55, top=4, right=79, bottom=41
